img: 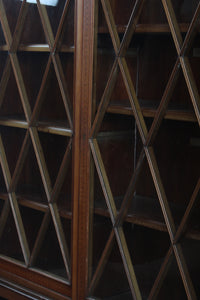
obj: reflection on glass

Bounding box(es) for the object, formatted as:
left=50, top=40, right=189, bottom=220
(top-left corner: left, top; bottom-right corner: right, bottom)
left=21, top=0, right=58, bottom=6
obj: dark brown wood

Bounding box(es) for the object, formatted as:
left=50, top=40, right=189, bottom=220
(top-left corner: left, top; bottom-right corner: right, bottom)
left=0, top=259, right=72, bottom=299
left=72, top=1, right=95, bottom=299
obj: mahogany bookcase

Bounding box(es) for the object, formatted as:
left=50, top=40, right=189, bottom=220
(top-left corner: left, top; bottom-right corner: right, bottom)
left=0, top=1, right=199, bottom=300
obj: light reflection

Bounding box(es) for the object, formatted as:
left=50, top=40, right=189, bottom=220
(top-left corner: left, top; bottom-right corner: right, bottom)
left=21, top=0, right=59, bottom=6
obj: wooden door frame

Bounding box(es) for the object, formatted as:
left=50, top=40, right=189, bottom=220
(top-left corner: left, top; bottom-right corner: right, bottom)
left=72, top=0, right=95, bottom=299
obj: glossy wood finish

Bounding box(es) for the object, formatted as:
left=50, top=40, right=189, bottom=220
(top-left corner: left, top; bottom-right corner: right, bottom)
left=72, top=0, right=95, bottom=299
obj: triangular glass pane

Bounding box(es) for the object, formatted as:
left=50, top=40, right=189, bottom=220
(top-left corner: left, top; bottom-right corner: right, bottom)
left=135, top=155, right=157, bottom=200
left=19, top=3, right=46, bottom=45
left=109, top=71, right=132, bottom=111
left=184, top=181, right=200, bottom=240
left=45, top=0, right=66, bottom=37
left=91, top=214, right=113, bottom=277
left=0, top=202, right=24, bottom=262
left=138, top=0, right=167, bottom=26
left=0, top=165, right=7, bottom=195
left=19, top=205, right=44, bottom=252
left=95, top=42, right=115, bottom=109
left=124, top=224, right=170, bottom=299
left=61, top=216, right=71, bottom=258
left=56, top=158, right=72, bottom=216
left=136, top=34, right=177, bottom=112
left=38, top=65, right=70, bottom=127
left=168, top=70, right=195, bottom=120
left=188, top=35, right=200, bottom=108
left=112, top=0, right=135, bottom=29
left=95, top=1, right=117, bottom=110
left=97, top=113, right=135, bottom=209
left=33, top=217, right=68, bottom=279
left=156, top=255, right=188, bottom=300
left=91, top=236, right=132, bottom=299
left=0, top=24, right=6, bottom=46
left=2, top=0, right=21, bottom=35
left=15, top=142, right=48, bottom=205
left=0, top=127, right=26, bottom=176
left=17, top=52, right=49, bottom=111
left=60, top=0, right=74, bottom=48
left=106, top=0, right=135, bottom=43
left=130, top=153, right=165, bottom=230
left=0, top=52, right=8, bottom=81
left=99, top=0, right=135, bottom=35
left=0, top=67, right=26, bottom=120
left=59, top=52, right=74, bottom=107
left=181, top=237, right=200, bottom=298
left=93, top=164, right=107, bottom=213
left=154, top=120, right=200, bottom=228
left=173, top=0, right=199, bottom=24
left=38, top=132, right=70, bottom=186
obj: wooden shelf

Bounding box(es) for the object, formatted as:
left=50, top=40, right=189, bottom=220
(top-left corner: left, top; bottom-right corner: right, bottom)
left=94, top=195, right=200, bottom=240
left=107, top=102, right=197, bottom=122
left=18, top=194, right=72, bottom=220
left=0, top=118, right=28, bottom=129
left=0, top=44, right=75, bottom=53
left=0, top=192, right=72, bottom=219
left=36, top=121, right=73, bottom=137
left=98, top=23, right=190, bottom=34
left=20, top=194, right=71, bottom=219
left=17, top=194, right=48, bottom=213
left=0, top=118, right=73, bottom=136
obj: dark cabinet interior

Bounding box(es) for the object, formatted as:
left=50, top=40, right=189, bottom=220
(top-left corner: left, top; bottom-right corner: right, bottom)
left=0, top=1, right=199, bottom=300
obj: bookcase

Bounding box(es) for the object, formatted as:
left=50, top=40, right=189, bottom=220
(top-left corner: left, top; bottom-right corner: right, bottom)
left=0, top=1, right=199, bottom=300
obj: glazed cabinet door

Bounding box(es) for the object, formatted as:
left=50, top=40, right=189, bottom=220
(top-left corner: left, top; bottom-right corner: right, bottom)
left=0, top=0, right=75, bottom=298
left=86, top=1, right=200, bottom=299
